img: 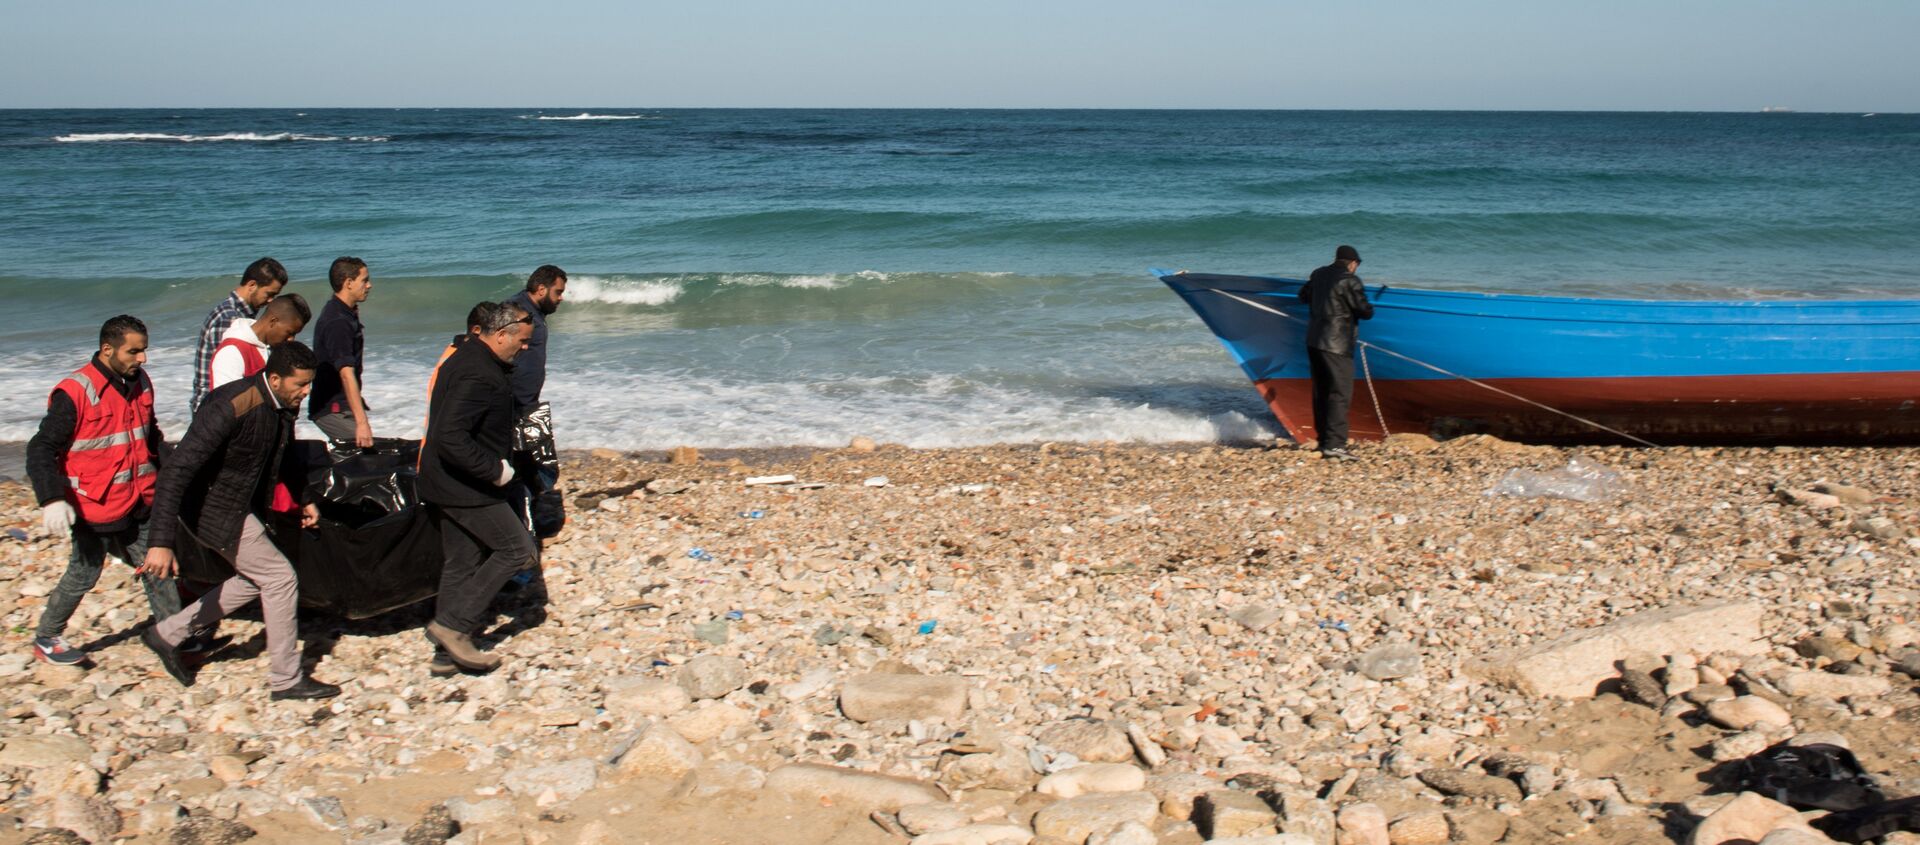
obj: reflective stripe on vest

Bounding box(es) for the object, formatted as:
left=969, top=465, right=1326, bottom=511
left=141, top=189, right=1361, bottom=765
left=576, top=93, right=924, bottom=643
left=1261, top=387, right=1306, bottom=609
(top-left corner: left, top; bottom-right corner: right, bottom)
left=69, top=425, right=142, bottom=452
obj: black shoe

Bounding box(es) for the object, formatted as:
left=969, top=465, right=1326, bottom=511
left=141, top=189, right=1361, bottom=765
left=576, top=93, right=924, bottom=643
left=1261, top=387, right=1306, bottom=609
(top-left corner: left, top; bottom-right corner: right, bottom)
left=428, top=650, right=459, bottom=677
left=180, top=633, right=233, bottom=656
left=271, top=677, right=343, bottom=701
left=1320, top=447, right=1358, bottom=461
left=141, top=627, right=194, bottom=687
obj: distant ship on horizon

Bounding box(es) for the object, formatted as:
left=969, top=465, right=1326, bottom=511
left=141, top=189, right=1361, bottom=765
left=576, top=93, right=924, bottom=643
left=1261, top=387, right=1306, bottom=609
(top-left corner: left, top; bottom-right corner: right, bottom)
left=1760, top=106, right=1795, bottom=113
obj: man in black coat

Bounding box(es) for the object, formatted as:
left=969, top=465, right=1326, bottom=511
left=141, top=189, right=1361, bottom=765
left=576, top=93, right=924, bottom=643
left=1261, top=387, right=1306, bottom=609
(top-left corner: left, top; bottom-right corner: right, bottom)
left=138, top=342, right=340, bottom=700
left=418, top=302, right=535, bottom=672
left=1297, top=245, right=1376, bottom=460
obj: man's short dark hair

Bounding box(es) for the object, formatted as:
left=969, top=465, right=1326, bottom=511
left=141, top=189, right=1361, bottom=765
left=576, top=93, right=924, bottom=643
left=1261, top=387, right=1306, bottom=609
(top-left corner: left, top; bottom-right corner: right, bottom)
left=465, top=301, right=501, bottom=332
left=242, top=257, right=288, bottom=289
left=99, top=315, right=147, bottom=349
left=265, top=340, right=317, bottom=377
left=526, top=265, right=567, bottom=292
left=481, top=302, right=529, bottom=334
left=264, top=293, right=311, bottom=325
left=328, top=256, right=367, bottom=292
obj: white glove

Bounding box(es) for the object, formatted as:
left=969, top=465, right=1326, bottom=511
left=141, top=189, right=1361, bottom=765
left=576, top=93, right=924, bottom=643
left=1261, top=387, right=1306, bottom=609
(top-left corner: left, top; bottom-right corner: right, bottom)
left=495, top=459, right=515, bottom=487
left=42, top=501, right=76, bottom=536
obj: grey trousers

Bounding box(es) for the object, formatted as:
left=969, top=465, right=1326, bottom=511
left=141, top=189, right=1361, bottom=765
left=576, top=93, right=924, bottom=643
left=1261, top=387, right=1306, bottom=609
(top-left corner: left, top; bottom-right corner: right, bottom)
left=36, top=518, right=184, bottom=639
left=311, top=412, right=358, bottom=442
left=153, top=516, right=302, bottom=690
left=431, top=502, right=537, bottom=634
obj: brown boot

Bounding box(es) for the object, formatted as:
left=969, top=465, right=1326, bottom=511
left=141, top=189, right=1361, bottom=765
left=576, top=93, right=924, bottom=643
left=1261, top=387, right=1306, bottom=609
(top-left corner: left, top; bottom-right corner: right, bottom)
left=425, top=622, right=501, bottom=672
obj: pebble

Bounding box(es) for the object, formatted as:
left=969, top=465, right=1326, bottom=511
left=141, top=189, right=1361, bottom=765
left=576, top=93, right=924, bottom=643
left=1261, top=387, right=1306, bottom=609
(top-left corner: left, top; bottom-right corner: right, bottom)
left=1030, top=791, right=1159, bottom=845
left=676, top=654, right=747, bottom=700
left=1705, top=696, right=1793, bottom=731
left=1036, top=763, right=1147, bottom=799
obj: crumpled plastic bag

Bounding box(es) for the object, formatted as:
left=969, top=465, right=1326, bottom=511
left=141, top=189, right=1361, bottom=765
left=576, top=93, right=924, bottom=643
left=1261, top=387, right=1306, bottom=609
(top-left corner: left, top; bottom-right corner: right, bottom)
left=1487, top=456, right=1629, bottom=503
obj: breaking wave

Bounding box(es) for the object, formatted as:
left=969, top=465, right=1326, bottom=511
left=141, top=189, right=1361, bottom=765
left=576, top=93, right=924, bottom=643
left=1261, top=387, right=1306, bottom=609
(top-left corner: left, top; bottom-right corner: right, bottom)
left=528, top=113, right=661, bottom=121
left=53, top=132, right=389, bottom=143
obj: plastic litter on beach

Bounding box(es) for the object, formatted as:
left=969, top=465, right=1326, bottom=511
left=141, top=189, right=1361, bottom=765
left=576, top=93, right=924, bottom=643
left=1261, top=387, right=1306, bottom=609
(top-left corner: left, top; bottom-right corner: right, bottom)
left=686, top=548, right=714, bottom=561
left=863, top=476, right=889, bottom=487
left=725, top=610, right=745, bottom=621
left=1318, top=619, right=1351, bottom=632
left=3, top=528, right=26, bottom=542
left=916, top=619, right=938, bottom=634
left=738, top=510, right=765, bottom=519
left=744, top=474, right=797, bottom=486
left=1488, top=456, right=1629, bottom=502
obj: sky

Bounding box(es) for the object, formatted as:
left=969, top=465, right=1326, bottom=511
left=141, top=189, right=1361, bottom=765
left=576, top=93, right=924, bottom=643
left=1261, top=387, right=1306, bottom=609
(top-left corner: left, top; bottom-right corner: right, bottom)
left=2, top=0, right=1916, bottom=111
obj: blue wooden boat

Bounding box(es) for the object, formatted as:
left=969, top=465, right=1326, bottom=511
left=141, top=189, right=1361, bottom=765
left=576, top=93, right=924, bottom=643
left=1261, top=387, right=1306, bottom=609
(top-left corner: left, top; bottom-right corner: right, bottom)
left=1158, top=271, right=1920, bottom=445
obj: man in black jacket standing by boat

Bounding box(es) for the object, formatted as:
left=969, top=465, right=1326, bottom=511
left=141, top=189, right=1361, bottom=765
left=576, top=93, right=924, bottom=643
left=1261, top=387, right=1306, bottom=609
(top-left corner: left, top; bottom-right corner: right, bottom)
left=417, top=302, right=536, bottom=673
left=1298, top=245, right=1374, bottom=460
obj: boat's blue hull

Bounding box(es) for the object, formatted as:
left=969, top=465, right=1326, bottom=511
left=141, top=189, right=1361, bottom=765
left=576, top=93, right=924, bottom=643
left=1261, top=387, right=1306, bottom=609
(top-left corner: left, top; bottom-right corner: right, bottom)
left=1160, top=271, right=1920, bottom=445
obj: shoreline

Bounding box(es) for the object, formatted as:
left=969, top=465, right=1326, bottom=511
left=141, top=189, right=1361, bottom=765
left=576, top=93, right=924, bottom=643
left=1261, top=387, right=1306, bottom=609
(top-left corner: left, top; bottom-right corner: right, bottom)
left=0, top=437, right=1916, bottom=844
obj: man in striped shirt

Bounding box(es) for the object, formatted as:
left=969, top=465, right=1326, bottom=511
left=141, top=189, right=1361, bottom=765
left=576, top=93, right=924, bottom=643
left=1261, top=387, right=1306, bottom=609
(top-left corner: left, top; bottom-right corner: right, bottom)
left=191, top=258, right=287, bottom=416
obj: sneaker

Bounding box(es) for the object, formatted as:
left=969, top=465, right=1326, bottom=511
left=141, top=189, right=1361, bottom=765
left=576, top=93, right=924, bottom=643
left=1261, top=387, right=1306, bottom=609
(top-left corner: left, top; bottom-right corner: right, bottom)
left=1320, top=447, right=1358, bottom=461
left=270, top=676, right=343, bottom=701
left=32, top=636, right=85, bottom=666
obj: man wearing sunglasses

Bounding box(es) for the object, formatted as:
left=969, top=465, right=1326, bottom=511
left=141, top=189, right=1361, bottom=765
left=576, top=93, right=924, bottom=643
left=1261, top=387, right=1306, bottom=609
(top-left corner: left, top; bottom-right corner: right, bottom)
left=416, top=302, right=536, bottom=673
left=1298, top=245, right=1374, bottom=461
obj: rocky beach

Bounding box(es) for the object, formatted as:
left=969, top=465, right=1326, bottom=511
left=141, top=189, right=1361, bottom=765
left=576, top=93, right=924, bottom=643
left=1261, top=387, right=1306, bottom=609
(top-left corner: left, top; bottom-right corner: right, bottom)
left=0, top=436, right=1917, bottom=845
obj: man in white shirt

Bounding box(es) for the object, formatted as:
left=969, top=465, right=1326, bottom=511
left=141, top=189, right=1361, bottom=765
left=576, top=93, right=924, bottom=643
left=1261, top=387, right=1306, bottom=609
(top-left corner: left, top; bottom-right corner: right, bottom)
left=208, top=296, right=310, bottom=390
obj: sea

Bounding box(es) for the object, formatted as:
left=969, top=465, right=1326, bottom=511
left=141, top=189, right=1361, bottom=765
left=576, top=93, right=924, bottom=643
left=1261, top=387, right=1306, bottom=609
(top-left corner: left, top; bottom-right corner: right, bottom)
left=2, top=108, right=1916, bottom=449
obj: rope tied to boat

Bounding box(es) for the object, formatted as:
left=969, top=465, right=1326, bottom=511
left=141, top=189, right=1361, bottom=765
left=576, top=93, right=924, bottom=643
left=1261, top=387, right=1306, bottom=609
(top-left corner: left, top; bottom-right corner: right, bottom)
left=1359, top=345, right=1391, bottom=438
left=1205, top=288, right=1664, bottom=448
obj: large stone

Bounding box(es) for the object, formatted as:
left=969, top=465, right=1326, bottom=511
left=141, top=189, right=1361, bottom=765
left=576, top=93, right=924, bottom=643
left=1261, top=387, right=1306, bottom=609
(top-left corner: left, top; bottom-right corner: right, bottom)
left=675, top=655, right=747, bottom=701
left=1337, top=803, right=1390, bottom=845
left=0, top=736, right=93, bottom=768
left=614, top=723, right=704, bottom=779
left=604, top=679, right=691, bottom=719
left=1090, top=822, right=1159, bottom=845
left=502, top=758, right=598, bottom=801
left=939, top=744, right=1040, bottom=792
left=1757, top=832, right=1839, bottom=845
left=666, top=701, right=755, bottom=743
left=1208, top=837, right=1321, bottom=845
left=115, top=756, right=212, bottom=795
left=1689, top=792, right=1823, bottom=844
left=1273, top=791, right=1337, bottom=843
left=764, top=763, right=946, bottom=813
left=444, top=798, right=513, bottom=825
left=1386, top=811, right=1449, bottom=845
left=898, top=803, right=972, bottom=835
left=1416, top=768, right=1522, bottom=803
left=1196, top=790, right=1279, bottom=839
left=1036, top=763, right=1147, bottom=799
left=1778, top=671, right=1890, bottom=700
left=911, top=825, right=1035, bottom=845
left=1031, top=791, right=1159, bottom=845
left=672, top=760, right=767, bottom=800
left=840, top=673, right=969, bottom=723
left=1034, top=720, right=1135, bottom=763
left=1704, top=696, right=1793, bottom=731
left=1467, top=602, right=1765, bottom=698
left=169, top=817, right=258, bottom=845
left=50, top=793, right=121, bottom=844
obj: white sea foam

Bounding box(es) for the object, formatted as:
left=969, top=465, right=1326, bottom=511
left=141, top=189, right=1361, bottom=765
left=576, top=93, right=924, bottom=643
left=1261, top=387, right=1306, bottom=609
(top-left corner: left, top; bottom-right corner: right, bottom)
left=564, top=276, right=685, bottom=306
left=53, top=132, right=388, bottom=143
left=717, top=270, right=891, bottom=289
left=0, top=341, right=1274, bottom=450
left=531, top=113, right=660, bottom=121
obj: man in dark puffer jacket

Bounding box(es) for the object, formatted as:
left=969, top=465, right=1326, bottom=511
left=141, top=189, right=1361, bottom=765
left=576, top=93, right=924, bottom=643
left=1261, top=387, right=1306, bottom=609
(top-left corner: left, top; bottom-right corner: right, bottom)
left=139, top=342, right=341, bottom=700
left=417, top=302, right=536, bottom=674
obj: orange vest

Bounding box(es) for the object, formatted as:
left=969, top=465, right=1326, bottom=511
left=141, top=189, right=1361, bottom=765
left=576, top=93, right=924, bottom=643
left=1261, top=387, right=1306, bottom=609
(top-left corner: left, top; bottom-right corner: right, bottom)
left=53, top=364, right=158, bottom=524
left=418, top=341, right=460, bottom=469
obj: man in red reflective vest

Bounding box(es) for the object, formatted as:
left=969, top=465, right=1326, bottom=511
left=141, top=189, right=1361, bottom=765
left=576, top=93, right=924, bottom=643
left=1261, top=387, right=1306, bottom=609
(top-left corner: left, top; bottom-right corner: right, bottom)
left=25, top=316, right=190, bottom=665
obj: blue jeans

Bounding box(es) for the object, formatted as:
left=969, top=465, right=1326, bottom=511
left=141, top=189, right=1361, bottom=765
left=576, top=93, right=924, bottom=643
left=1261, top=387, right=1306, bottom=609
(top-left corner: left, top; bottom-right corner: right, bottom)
left=36, top=518, right=184, bottom=639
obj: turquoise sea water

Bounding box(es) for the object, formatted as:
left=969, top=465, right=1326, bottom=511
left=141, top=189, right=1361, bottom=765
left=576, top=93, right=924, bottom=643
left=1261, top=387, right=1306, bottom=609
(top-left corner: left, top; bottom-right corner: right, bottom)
left=2, top=109, right=1916, bottom=447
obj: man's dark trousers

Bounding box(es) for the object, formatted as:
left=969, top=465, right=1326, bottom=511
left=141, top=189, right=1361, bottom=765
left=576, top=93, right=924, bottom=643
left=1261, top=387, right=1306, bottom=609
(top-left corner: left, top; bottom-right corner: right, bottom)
left=430, top=501, right=537, bottom=633
left=1307, top=348, right=1355, bottom=451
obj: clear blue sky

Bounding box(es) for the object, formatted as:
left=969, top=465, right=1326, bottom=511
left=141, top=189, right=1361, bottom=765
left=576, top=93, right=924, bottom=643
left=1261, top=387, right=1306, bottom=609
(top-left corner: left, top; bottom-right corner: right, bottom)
left=3, top=0, right=1915, bottom=111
